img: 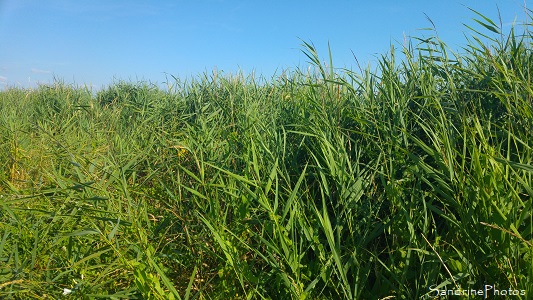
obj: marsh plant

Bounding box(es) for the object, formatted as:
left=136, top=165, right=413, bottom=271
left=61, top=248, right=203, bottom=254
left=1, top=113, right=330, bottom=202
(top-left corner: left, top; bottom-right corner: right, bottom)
left=0, top=9, right=532, bottom=299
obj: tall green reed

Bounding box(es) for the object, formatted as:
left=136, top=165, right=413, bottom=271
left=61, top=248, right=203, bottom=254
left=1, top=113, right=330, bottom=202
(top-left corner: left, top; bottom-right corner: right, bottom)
left=0, top=7, right=531, bottom=299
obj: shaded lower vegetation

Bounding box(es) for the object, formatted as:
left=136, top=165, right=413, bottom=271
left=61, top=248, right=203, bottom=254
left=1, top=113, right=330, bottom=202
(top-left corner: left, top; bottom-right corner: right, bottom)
left=1, top=10, right=532, bottom=299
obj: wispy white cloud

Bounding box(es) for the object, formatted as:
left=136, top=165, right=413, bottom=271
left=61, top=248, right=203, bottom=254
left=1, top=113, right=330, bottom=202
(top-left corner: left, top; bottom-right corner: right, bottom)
left=0, top=76, right=7, bottom=85
left=31, top=68, right=52, bottom=74
left=55, top=1, right=167, bottom=19
left=203, top=21, right=243, bottom=33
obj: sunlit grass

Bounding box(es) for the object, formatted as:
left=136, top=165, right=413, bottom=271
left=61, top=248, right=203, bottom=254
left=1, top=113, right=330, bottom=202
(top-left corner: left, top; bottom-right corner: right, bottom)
left=1, top=9, right=532, bottom=299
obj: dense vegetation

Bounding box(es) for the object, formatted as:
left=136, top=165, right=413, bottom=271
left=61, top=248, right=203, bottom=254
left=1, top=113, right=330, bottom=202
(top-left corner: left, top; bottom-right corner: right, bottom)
left=1, top=11, right=532, bottom=299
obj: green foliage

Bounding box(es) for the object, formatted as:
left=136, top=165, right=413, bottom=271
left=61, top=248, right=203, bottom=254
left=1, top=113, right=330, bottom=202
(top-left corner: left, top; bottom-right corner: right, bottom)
left=1, top=8, right=532, bottom=299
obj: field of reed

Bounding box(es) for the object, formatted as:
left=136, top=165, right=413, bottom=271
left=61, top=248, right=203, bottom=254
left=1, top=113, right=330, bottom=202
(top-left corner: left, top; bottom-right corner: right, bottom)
left=1, top=10, right=532, bottom=299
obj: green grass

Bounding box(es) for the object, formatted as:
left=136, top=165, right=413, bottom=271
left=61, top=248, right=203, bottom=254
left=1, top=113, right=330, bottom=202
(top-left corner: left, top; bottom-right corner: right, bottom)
left=1, top=9, right=532, bottom=299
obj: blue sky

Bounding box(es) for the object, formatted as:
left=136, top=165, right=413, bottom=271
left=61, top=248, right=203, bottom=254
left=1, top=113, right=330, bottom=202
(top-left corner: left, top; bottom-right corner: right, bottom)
left=0, top=0, right=529, bottom=90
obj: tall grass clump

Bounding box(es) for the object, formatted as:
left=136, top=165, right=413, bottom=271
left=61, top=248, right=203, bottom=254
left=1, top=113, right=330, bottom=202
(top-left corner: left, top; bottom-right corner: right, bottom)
left=0, top=8, right=532, bottom=299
